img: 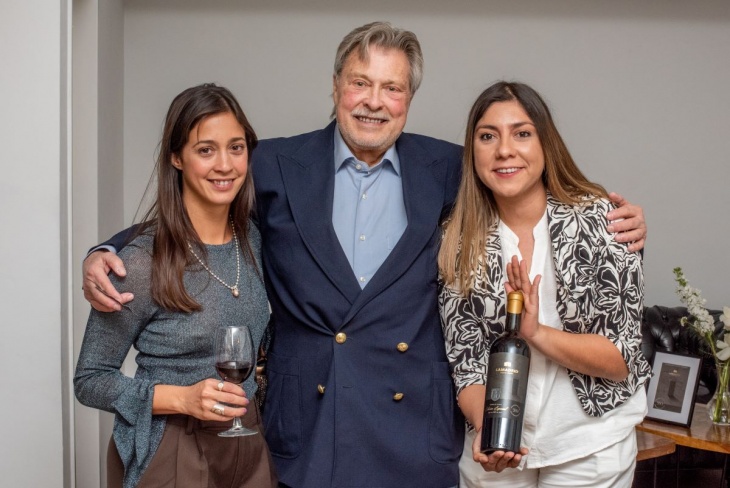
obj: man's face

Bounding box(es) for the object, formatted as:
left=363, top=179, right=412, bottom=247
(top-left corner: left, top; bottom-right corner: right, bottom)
left=333, top=46, right=411, bottom=166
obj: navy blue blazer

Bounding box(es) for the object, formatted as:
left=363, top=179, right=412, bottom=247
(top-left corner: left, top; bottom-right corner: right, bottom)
left=255, top=121, right=464, bottom=487
left=101, top=121, right=464, bottom=487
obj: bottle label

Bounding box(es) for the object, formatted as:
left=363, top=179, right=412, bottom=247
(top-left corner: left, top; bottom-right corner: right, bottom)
left=484, top=352, right=529, bottom=419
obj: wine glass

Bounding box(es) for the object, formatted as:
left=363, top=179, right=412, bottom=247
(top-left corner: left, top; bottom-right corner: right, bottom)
left=214, top=325, right=257, bottom=437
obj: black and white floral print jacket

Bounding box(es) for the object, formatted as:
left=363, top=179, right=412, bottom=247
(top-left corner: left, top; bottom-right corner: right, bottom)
left=439, top=194, right=651, bottom=417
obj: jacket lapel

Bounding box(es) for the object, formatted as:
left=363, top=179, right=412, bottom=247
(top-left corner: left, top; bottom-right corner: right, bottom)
left=277, top=122, right=362, bottom=304
left=546, top=195, right=589, bottom=331
left=342, top=133, right=447, bottom=323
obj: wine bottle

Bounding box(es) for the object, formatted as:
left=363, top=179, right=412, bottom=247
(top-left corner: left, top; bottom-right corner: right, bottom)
left=481, top=290, right=531, bottom=454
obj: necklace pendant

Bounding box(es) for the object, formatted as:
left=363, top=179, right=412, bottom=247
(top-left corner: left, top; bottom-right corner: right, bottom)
left=232, top=286, right=240, bottom=298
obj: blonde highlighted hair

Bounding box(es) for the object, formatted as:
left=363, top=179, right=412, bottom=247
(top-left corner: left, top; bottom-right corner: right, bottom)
left=438, top=81, right=607, bottom=296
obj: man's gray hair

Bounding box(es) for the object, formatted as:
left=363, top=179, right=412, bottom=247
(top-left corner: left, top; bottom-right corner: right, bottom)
left=334, top=21, right=424, bottom=96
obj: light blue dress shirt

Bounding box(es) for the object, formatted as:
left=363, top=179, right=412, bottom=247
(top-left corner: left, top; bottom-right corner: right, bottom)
left=332, top=127, right=407, bottom=289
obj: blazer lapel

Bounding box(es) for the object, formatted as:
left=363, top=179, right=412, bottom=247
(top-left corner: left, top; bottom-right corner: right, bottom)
left=342, top=134, right=447, bottom=323
left=278, top=122, right=362, bottom=304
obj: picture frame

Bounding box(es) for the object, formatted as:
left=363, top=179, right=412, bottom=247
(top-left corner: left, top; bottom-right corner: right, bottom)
left=646, top=351, right=702, bottom=427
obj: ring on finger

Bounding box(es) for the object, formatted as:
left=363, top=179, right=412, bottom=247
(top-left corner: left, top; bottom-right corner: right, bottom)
left=217, top=381, right=224, bottom=391
left=211, top=403, right=225, bottom=416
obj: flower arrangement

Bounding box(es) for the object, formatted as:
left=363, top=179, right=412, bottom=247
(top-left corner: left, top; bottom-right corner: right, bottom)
left=673, top=267, right=730, bottom=424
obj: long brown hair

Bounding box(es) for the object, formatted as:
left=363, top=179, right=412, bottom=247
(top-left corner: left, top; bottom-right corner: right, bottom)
left=439, top=81, right=607, bottom=296
left=137, top=83, right=258, bottom=312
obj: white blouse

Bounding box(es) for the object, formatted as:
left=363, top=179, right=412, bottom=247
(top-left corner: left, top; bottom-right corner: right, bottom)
left=498, top=211, right=646, bottom=469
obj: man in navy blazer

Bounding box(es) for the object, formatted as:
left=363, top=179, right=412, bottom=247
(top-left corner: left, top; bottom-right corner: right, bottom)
left=254, top=123, right=464, bottom=487
left=238, top=23, right=465, bottom=486
left=83, top=21, right=647, bottom=488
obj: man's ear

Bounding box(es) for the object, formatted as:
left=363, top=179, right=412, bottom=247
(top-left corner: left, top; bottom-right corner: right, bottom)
left=332, top=75, right=339, bottom=103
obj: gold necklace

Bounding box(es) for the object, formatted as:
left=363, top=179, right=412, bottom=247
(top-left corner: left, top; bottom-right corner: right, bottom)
left=187, top=220, right=241, bottom=298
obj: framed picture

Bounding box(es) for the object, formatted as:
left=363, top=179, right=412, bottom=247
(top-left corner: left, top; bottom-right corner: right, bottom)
left=646, top=351, right=702, bottom=426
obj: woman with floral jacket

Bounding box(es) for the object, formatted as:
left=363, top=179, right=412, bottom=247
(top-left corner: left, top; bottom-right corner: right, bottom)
left=438, top=81, right=651, bottom=488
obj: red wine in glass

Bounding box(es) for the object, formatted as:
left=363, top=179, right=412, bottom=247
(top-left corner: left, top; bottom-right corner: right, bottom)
left=215, top=361, right=253, bottom=385
left=214, top=326, right=257, bottom=437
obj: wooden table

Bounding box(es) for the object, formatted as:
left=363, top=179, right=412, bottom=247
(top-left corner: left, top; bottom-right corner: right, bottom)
left=637, top=403, right=730, bottom=487
left=638, top=403, right=730, bottom=454
left=637, top=429, right=676, bottom=461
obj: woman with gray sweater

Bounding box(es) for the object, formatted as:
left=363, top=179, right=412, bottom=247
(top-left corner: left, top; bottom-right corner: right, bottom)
left=74, top=84, right=277, bottom=488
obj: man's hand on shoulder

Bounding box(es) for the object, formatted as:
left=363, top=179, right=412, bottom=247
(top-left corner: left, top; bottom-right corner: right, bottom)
left=606, top=192, right=647, bottom=253
left=82, top=251, right=134, bottom=312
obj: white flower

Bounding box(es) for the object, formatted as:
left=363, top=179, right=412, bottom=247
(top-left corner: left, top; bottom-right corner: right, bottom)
left=674, top=267, right=727, bottom=360
left=718, top=334, right=730, bottom=361
left=722, top=306, right=730, bottom=330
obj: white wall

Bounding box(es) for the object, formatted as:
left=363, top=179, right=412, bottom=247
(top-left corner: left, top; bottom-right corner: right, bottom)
left=72, top=1, right=126, bottom=486
left=0, top=1, right=68, bottom=486
left=120, top=0, right=730, bottom=308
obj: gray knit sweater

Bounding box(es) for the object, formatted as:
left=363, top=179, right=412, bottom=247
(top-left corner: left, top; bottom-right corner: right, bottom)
left=74, top=223, right=269, bottom=488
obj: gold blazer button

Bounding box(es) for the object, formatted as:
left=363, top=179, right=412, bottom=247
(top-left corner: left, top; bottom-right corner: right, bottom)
left=396, top=342, right=409, bottom=352
left=335, top=332, right=347, bottom=344
left=393, top=393, right=404, bottom=401
left=317, top=384, right=326, bottom=394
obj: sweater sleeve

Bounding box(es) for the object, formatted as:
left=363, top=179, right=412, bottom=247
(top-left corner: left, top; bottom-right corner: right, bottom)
left=74, top=239, right=160, bottom=463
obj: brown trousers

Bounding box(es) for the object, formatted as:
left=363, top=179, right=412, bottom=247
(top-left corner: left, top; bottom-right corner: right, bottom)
left=108, top=404, right=277, bottom=488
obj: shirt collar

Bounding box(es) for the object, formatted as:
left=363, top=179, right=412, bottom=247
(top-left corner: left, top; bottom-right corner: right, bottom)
left=333, top=124, right=401, bottom=175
